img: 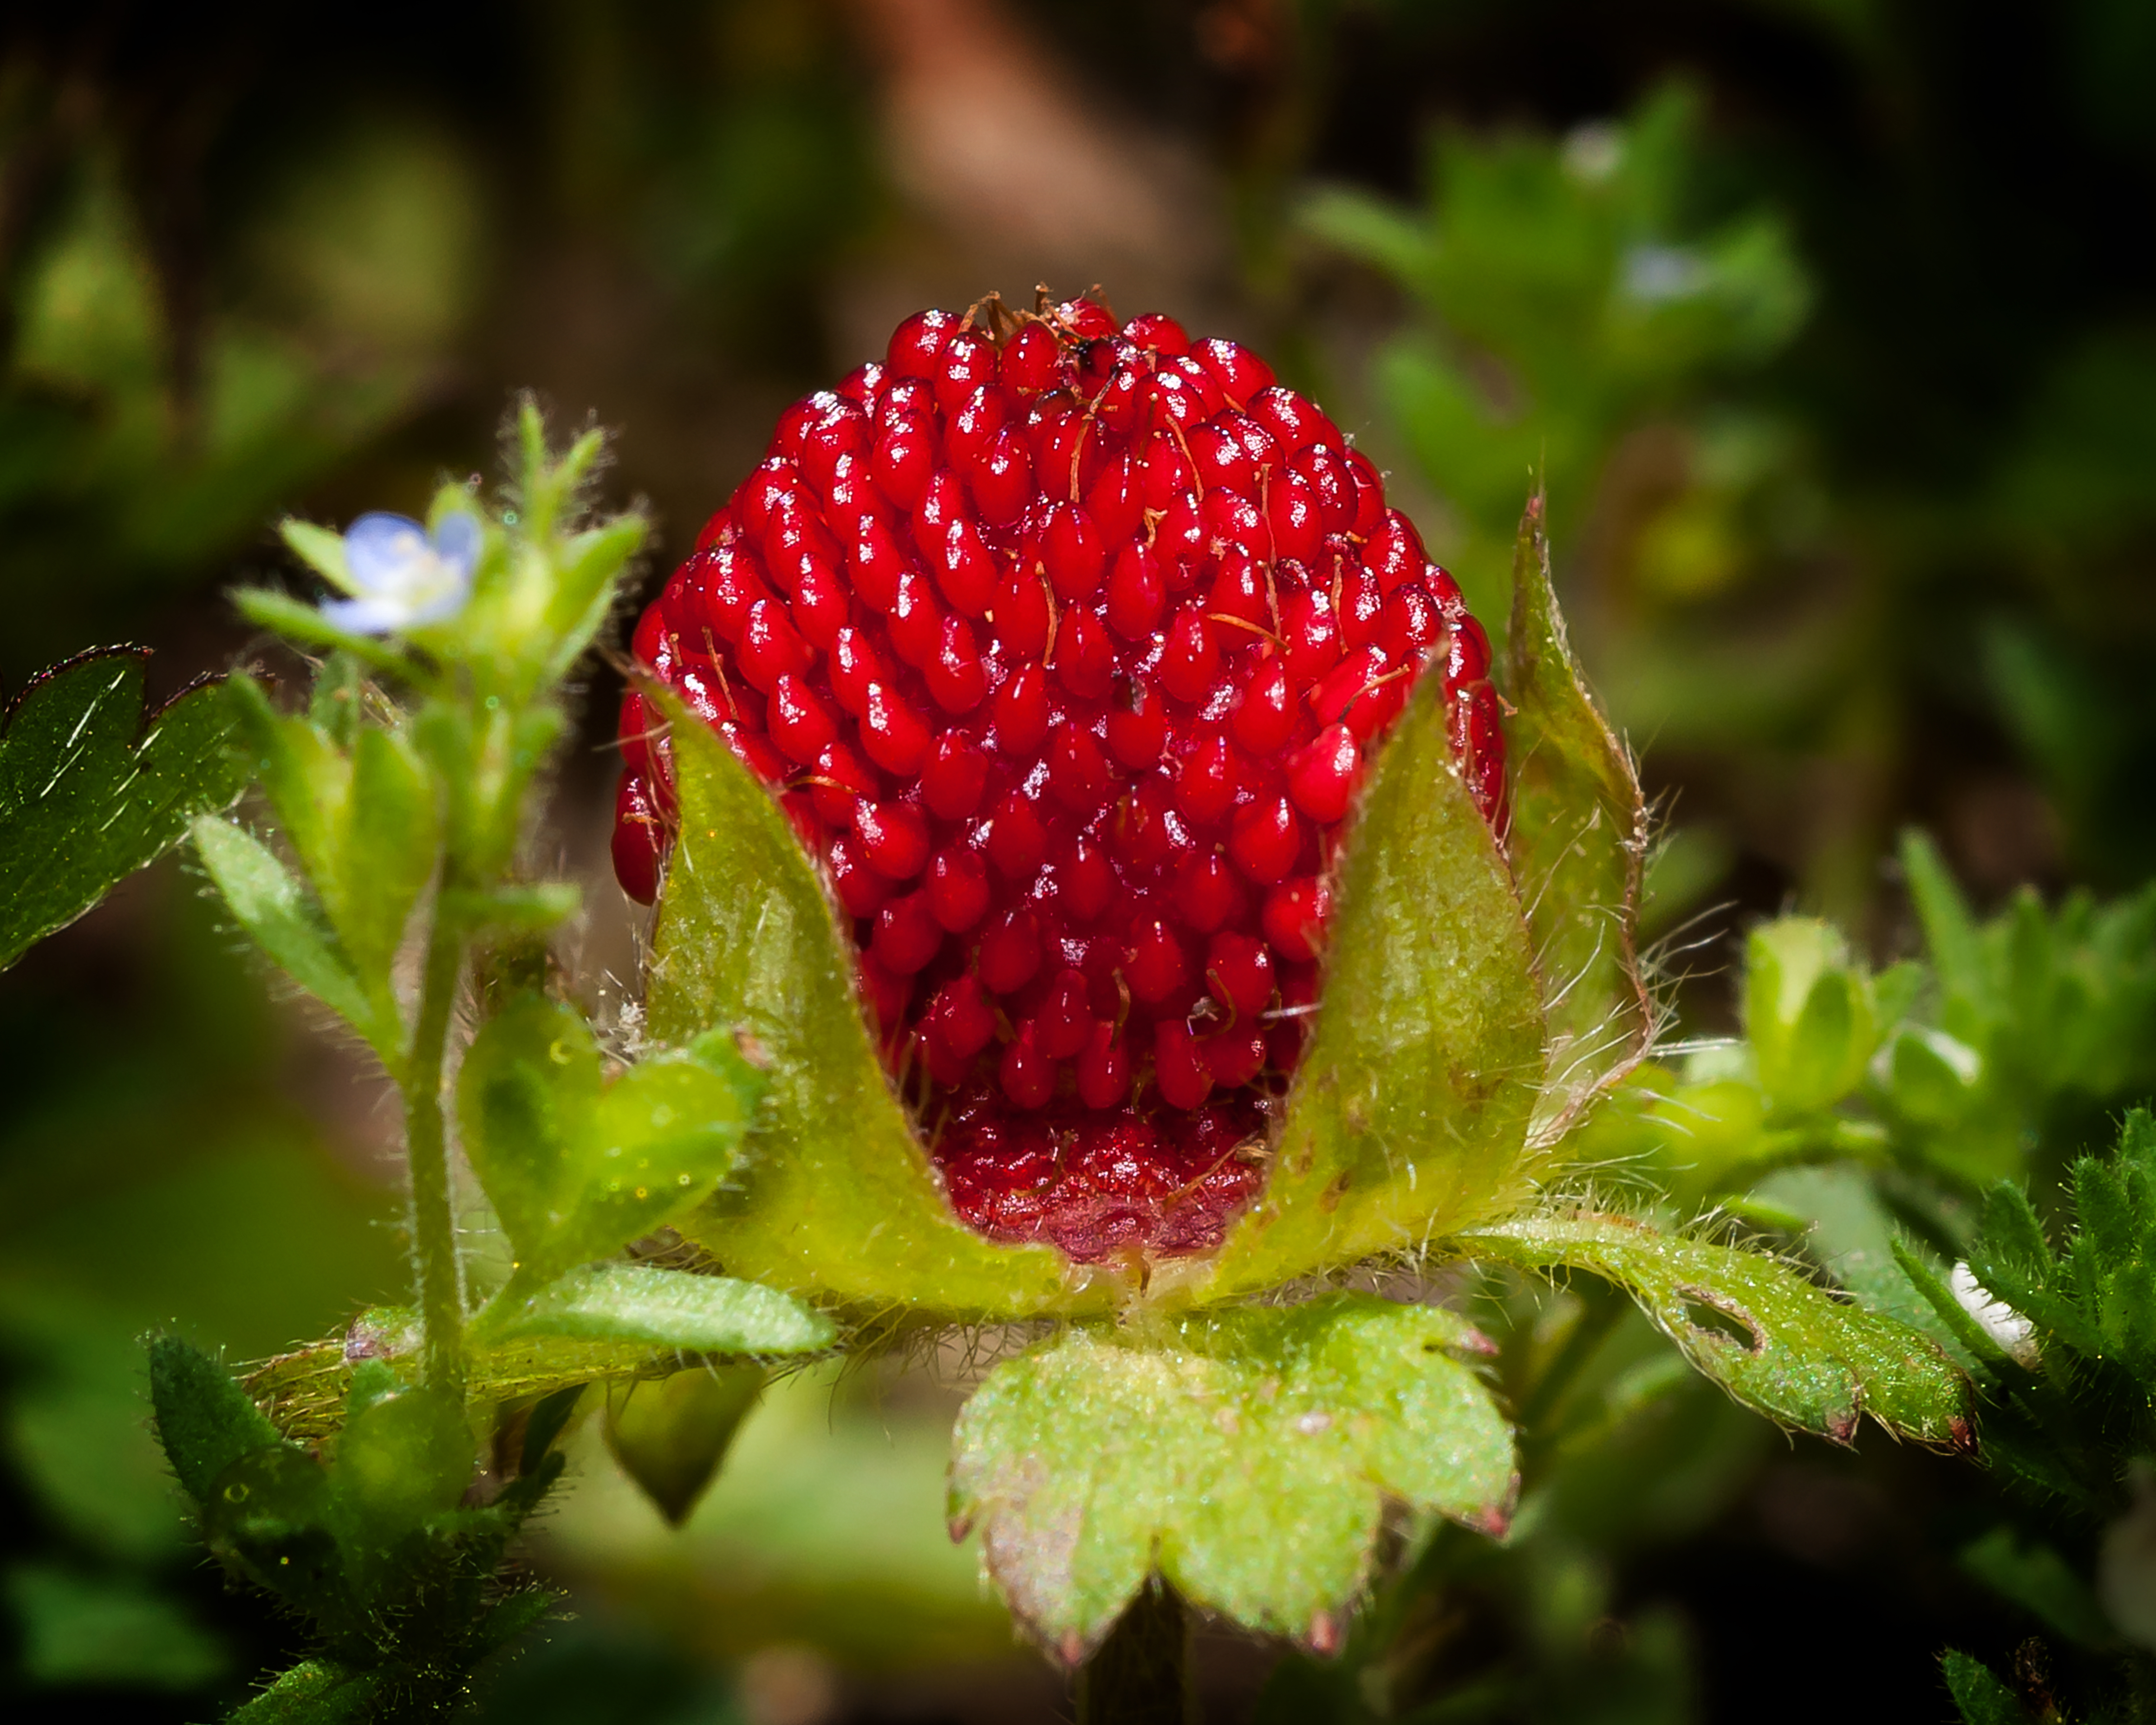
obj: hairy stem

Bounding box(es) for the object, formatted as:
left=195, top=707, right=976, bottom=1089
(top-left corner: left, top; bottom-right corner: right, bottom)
left=1078, top=1583, right=1196, bottom=1725
left=403, top=899, right=468, bottom=1391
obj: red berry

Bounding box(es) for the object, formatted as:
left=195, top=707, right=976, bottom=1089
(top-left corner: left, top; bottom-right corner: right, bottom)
left=612, top=294, right=1506, bottom=1262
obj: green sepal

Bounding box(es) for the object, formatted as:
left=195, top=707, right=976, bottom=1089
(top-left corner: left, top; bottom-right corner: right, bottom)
left=1498, top=494, right=1651, bottom=1138
left=226, top=1660, right=385, bottom=1725
left=542, top=516, right=649, bottom=684
left=646, top=694, right=1074, bottom=1317
left=147, top=1334, right=285, bottom=1505
left=948, top=1294, right=1516, bottom=1664
left=1202, top=673, right=1545, bottom=1299
left=1459, top=1211, right=1970, bottom=1444
left=457, top=992, right=765, bottom=1297
left=604, top=1364, right=766, bottom=1526
left=1, top=648, right=247, bottom=970
left=189, top=814, right=383, bottom=1052
left=478, top=1264, right=834, bottom=1355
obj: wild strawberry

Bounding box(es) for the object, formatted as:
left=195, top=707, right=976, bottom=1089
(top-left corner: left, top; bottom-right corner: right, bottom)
left=612, top=293, right=1507, bottom=1264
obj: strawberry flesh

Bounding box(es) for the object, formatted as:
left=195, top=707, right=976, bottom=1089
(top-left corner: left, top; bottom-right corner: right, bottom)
left=613, top=296, right=1507, bottom=1264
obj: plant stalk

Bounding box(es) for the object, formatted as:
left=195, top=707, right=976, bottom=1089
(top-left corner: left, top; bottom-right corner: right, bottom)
left=403, top=899, right=469, bottom=1392
left=1078, top=1583, right=1196, bottom=1725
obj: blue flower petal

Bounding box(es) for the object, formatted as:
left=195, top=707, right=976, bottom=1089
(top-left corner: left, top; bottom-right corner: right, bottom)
left=430, top=510, right=483, bottom=574
left=322, top=594, right=411, bottom=635
left=344, top=513, right=433, bottom=596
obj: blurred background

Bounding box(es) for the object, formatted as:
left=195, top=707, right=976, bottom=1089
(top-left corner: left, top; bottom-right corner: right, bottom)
left=2, top=0, right=2153, bottom=1719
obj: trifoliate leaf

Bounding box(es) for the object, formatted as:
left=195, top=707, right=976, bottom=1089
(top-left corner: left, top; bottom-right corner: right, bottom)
left=479, top=1264, right=833, bottom=1355
left=147, top=1333, right=286, bottom=1505
left=0, top=648, right=245, bottom=970
left=1203, top=674, right=1545, bottom=1300
left=948, top=1294, right=1516, bottom=1664
left=1459, top=1211, right=1969, bottom=1444
left=457, top=992, right=764, bottom=1299
left=605, top=1363, right=766, bottom=1525
left=646, top=695, right=1074, bottom=1318
left=1499, top=495, right=1650, bottom=1139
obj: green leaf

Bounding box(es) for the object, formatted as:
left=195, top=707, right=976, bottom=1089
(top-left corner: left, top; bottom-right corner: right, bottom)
left=1939, top=1649, right=2035, bottom=1725
left=604, top=1363, right=766, bottom=1525
left=226, top=1659, right=384, bottom=1725
left=189, top=814, right=381, bottom=1048
left=1203, top=673, right=1545, bottom=1299
left=1459, top=1211, right=1970, bottom=1444
left=646, top=696, right=1073, bottom=1317
left=458, top=994, right=765, bottom=1294
left=147, top=1333, right=285, bottom=1505
left=947, top=1294, right=1515, bottom=1664
left=480, top=1264, right=833, bottom=1354
left=1499, top=494, right=1651, bottom=1138
left=0, top=648, right=245, bottom=969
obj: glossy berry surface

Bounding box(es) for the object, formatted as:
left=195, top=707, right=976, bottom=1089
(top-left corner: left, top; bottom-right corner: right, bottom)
left=612, top=294, right=1507, bottom=1264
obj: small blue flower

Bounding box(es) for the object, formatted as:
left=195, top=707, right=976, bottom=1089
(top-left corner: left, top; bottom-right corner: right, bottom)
left=324, top=512, right=481, bottom=634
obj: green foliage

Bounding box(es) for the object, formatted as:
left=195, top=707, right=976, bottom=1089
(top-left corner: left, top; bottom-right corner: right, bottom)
left=456, top=994, right=766, bottom=1305
left=1460, top=1212, right=1968, bottom=1445
left=0, top=649, right=245, bottom=969
left=1304, top=84, right=1809, bottom=627
left=949, top=1296, right=1515, bottom=1663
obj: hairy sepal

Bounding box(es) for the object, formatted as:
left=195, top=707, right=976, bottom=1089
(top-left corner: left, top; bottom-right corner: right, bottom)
left=1499, top=495, right=1651, bottom=1143
left=1201, top=673, right=1545, bottom=1300
left=645, top=691, right=1078, bottom=1318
